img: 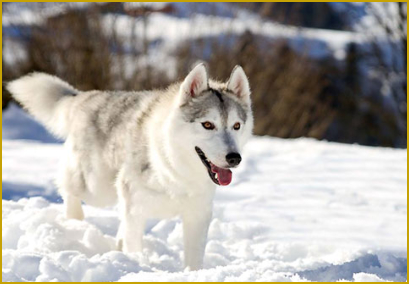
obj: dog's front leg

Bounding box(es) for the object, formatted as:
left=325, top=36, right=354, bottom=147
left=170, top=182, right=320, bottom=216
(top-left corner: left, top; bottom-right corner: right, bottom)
left=116, top=199, right=145, bottom=253
left=182, top=203, right=212, bottom=270
left=116, top=169, right=145, bottom=253
left=121, top=214, right=145, bottom=253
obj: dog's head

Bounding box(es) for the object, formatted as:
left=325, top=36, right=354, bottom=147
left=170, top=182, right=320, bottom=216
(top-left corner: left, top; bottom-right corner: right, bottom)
left=173, top=64, right=253, bottom=186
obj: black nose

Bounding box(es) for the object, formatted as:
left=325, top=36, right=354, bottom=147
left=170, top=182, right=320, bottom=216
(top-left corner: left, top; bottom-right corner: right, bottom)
left=226, top=153, right=241, bottom=167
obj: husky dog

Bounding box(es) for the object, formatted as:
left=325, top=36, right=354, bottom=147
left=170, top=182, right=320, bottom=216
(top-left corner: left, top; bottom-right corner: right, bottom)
left=7, top=64, right=253, bottom=270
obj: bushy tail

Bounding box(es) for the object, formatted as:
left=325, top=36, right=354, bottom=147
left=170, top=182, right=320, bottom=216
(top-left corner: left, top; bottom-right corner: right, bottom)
left=7, top=73, right=79, bottom=139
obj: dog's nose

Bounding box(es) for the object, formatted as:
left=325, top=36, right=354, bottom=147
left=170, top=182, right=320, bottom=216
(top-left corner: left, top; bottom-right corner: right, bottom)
left=226, top=153, right=241, bottom=167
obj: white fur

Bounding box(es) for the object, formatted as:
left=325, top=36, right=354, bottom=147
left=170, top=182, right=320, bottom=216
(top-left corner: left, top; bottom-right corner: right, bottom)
left=7, top=65, right=253, bottom=270
left=7, top=73, right=78, bottom=138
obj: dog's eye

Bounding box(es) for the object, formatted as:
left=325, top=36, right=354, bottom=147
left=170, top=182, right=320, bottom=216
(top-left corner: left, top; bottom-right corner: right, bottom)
left=202, top=121, right=215, bottom=130
left=233, top=122, right=241, bottom=130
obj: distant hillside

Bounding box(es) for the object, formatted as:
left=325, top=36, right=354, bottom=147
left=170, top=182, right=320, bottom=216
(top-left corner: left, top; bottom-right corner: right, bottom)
left=233, top=2, right=366, bottom=31
left=2, top=2, right=406, bottom=148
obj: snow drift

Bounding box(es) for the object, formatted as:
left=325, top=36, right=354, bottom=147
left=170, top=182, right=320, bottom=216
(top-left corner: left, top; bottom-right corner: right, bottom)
left=2, top=104, right=407, bottom=281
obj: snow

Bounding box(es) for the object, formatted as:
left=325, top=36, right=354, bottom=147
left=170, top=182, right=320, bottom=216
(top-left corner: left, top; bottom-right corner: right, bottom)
left=2, top=2, right=98, bottom=26
left=96, top=11, right=360, bottom=81
left=356, top=3, right=406, bottom=40
left=102, top=12, right=359, bottom=60
left=2, top=104, right=407, bottom=281
left=2, top=104, right=60, bottom=143
left=3, top=2, right=360, bottom=73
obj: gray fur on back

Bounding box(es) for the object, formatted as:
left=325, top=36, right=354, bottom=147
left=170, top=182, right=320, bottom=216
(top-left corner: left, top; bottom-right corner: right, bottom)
left=68, top=87, right=169, bottom=174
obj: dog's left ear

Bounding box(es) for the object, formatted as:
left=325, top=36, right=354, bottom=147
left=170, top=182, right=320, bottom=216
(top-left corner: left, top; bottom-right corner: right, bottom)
left=227, top=66, right=251, bottom=105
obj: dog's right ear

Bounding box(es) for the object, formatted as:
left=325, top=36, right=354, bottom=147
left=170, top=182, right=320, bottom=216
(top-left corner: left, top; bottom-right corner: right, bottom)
left=179, top=63, right=208, bottom=104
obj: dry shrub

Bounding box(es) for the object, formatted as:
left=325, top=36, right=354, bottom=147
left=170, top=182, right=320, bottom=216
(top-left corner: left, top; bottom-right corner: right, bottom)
left=175, top=32, right=405, bottom=147
left=176, top=32, right=336, bottom=140
left=2, top=5, right=405, bottom=147
left=4, top=5, right=173, bottom=93
left=27, top=9, right=112, bottom=90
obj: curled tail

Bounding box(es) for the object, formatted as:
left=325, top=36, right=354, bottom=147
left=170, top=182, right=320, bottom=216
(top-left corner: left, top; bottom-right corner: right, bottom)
left=7, top=73, right=78, bottom=139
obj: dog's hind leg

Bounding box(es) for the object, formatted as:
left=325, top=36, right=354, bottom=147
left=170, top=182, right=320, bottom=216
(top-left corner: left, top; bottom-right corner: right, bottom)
left=58, top=161, right=86, bottom=220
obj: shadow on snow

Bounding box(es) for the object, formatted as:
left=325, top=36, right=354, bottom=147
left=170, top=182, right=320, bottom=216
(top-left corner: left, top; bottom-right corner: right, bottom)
left=299, top=253, right=407, bottom=282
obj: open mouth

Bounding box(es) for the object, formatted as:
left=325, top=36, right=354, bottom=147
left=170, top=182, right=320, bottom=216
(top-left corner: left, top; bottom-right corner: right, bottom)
left=195, top=147, right=232, bottom=186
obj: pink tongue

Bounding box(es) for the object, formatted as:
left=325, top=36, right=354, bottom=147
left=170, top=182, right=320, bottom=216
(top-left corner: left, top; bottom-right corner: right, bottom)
left=211, top=164, right=232, bottom=186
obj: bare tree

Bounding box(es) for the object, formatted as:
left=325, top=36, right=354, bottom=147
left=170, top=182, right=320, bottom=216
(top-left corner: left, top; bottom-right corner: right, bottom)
left=363, top=3, right=407, bottom=130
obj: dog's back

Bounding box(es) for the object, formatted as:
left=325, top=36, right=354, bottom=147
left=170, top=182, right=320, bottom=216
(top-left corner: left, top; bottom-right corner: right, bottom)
left=7, top=73, right=170, bottom=169
left=8, top=73, right=155, bottom=138
left=7, top=73, right=170, bottom=208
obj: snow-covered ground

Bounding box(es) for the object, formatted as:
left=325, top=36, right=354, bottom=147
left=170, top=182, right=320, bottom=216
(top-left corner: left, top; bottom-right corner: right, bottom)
left=2, top=104, right=407, bottom=282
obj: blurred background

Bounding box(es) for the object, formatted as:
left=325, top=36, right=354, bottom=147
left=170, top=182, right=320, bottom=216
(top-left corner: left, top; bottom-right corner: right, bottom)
left=2, top=2, right=407, bottom=148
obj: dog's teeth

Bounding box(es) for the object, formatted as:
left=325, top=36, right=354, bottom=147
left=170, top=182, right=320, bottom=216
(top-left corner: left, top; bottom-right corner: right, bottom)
left=215, top=173, right=218, bottom=179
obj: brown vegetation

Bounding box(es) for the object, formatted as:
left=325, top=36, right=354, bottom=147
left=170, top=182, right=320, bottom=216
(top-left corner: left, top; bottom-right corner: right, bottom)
left=2, top=3, right=406, bottom=147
